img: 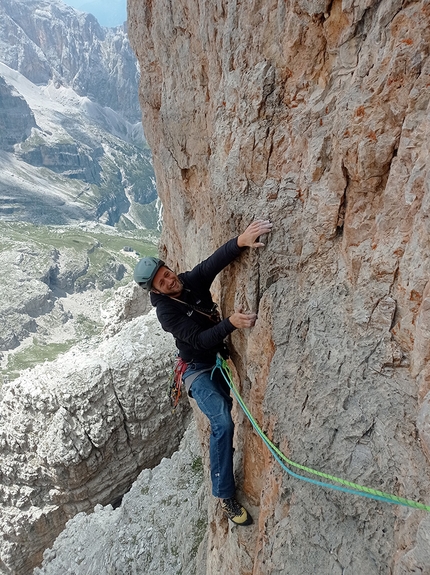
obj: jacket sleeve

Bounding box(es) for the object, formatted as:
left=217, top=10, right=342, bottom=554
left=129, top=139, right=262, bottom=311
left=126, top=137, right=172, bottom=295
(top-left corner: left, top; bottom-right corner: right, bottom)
left=156, top=305, right=236, bottom=350
left=182, top=237, right=244, bottom=290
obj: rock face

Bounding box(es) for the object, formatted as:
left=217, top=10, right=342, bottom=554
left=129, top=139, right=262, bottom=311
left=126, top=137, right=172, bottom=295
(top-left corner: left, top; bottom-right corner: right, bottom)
left=127, top=1, right=430, bottom=574
left=18, top=142, right=103, bottom=184
left=0, top=308, right=190, bottom=575
left=0, top=77, right=36, bottom=151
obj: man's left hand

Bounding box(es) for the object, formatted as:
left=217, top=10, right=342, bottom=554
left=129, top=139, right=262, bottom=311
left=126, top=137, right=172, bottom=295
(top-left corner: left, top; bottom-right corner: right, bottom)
left=237, top=219, right=272, bottom=248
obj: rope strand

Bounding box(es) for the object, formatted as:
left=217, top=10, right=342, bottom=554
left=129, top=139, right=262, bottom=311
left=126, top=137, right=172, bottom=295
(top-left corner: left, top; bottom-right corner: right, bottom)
left=213, top=355, right=430, bottom=512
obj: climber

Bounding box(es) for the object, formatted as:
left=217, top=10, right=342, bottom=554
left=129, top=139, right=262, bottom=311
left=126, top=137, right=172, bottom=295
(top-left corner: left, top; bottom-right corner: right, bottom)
left=133, top=219, right=272, bottom=526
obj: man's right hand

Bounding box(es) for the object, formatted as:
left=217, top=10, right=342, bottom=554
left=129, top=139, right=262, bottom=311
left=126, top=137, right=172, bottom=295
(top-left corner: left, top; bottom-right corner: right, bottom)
left=229, top=311, right=258, bottom=329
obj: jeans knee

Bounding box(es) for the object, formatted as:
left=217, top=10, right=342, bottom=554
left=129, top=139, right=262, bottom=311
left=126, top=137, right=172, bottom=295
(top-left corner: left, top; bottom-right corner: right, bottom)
left=215, top=413, right=234, bottom=437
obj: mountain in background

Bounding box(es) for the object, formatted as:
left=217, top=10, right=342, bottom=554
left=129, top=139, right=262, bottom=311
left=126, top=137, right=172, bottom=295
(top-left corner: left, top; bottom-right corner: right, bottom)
left=60, top=0, right=127, bottom=27
left=0, top=0, right=160, bottom=385
left=0, top=0, right=157, bottom=229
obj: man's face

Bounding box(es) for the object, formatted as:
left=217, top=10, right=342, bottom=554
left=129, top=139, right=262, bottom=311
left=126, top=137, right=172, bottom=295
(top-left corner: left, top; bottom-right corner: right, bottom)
left=151, top=266, right=183, bottom=297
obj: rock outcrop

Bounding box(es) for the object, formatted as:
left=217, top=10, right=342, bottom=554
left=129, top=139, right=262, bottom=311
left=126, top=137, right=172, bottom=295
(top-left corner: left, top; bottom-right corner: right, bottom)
left=33, top=421, right=208, bottom=575
left=126, top=1, right=430, bottom=574
left=0, top=308, right=189, bottom=575
left=0, top=77, right=36, bottom=151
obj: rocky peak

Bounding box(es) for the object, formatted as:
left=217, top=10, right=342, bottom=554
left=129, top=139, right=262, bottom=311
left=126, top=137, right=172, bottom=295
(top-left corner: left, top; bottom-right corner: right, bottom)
left=0, top=0, right=157, bottom=228
left=0, top=305, right=190, bottom=575
left=0, top=0, right=139, bottom=121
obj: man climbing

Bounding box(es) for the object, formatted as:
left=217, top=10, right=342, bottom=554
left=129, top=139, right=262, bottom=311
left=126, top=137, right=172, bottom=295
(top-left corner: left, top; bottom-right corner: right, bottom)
left=133, top=219, right=272, bottom=526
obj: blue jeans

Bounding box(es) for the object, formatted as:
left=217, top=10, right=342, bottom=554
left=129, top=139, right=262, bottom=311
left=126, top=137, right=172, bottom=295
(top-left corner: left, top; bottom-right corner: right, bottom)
left=184, top=362, right=235, bottom=499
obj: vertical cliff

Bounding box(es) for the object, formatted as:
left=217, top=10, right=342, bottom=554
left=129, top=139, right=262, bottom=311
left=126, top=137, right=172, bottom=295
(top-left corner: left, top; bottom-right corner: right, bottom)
left=128, top=1, right=430, bottom=573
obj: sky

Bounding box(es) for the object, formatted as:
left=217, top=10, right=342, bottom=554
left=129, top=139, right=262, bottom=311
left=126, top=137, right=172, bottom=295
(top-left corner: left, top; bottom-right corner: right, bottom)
left=60, top=0, right=127, bottom=27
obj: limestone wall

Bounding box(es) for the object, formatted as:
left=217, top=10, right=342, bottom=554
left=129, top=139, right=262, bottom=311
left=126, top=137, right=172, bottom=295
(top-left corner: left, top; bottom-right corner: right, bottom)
left=128, top=1, right=430, bottom=573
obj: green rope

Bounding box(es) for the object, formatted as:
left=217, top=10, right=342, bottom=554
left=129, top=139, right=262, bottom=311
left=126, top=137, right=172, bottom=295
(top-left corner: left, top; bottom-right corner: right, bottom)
left=214, top=355, right=430, bottom=512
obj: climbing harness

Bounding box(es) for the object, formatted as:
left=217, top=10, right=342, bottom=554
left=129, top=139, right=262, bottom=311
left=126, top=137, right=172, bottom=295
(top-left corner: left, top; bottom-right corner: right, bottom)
left=168, top=357, right=188, bottom=411
left=213, top=355, right=430, bottom=512
left=168, top=359, right=214, bottom=410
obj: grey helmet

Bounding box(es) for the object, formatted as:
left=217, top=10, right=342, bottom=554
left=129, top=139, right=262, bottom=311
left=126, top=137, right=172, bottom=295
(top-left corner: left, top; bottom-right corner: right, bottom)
left=133, top=257, right=165, bottom=291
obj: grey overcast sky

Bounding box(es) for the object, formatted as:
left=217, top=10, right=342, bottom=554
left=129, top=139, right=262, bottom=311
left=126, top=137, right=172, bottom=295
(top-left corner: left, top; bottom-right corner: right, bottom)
left=60, top=0, right=127, bottom=27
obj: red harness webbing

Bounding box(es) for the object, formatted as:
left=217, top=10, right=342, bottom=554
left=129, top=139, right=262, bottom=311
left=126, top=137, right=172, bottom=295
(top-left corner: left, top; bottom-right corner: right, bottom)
left=169, top=357, right=188, bottom=410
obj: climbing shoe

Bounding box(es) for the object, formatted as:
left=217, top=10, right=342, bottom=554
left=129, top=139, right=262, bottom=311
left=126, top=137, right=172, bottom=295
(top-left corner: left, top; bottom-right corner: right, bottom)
left=221, top=497, right=253, bottom=526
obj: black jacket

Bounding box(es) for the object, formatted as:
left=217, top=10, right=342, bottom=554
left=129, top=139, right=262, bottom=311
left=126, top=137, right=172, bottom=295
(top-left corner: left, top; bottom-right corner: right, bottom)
left=150, top=237, right=244, bottom=363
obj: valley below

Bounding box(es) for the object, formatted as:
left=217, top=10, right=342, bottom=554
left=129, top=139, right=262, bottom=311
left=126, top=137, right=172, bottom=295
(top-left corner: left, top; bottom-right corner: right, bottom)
left=0, top=221, right=160, bottom=383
